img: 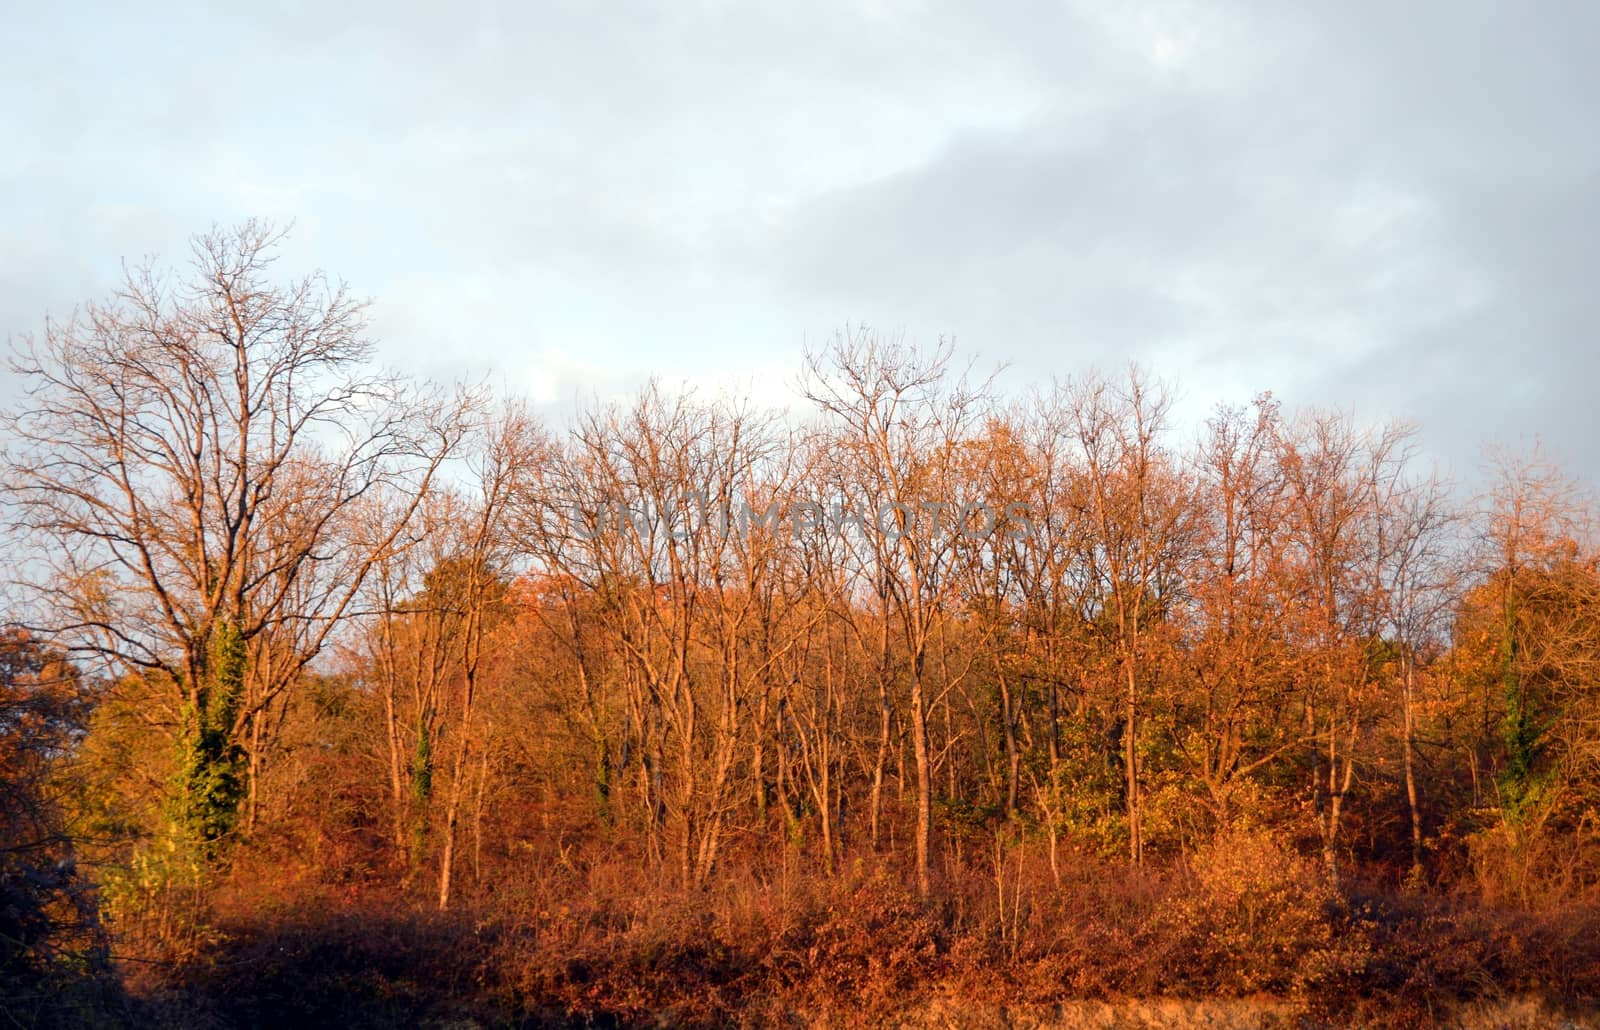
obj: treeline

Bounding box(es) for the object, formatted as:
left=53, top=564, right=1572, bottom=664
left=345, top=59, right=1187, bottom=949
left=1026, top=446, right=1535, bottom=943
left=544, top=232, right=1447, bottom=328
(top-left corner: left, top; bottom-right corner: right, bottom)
left=4, top=223, right=1599, bottom=1025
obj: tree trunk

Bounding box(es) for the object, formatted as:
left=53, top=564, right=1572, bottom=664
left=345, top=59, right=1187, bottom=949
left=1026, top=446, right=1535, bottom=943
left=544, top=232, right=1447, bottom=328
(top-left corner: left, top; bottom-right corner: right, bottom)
left=1403, top=654, right=1423, bottom=877
left=999, top=671, right=1020, bottom=817
left=1125, top=655, right=1142, bottom=866
left=870, top=676, right=890, bottom=850
left=911, top=652, right=932, bottom=898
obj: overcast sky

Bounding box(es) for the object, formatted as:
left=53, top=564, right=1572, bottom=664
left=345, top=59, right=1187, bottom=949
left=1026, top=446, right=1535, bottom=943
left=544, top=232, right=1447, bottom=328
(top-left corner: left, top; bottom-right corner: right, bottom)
left=5, top=1, right=1596, bottom=490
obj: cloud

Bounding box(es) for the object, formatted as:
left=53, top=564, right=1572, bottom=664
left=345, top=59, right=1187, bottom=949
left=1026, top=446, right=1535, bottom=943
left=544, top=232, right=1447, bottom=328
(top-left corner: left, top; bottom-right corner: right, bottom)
left=2, top=0, right=1595, bottom=490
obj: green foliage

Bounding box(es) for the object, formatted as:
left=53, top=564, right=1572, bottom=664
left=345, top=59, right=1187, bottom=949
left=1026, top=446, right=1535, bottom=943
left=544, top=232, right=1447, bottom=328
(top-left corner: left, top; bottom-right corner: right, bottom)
left=96, top=830, right=215, bottom=969
left=935, top=795, right=1003, bottom=841
left=174, top=621, right=248, bottom=852
left=174, top=726, right=245, bottom=849
left=1033, top=717, right=1126, bottom=857
left=1497, top=606, right=1547, bottom=815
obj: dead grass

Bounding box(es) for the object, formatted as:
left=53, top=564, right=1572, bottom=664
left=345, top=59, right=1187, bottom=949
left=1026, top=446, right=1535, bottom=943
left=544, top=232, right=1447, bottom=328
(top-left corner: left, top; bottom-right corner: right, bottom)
left=102, top=829, right=1600, bottom=1028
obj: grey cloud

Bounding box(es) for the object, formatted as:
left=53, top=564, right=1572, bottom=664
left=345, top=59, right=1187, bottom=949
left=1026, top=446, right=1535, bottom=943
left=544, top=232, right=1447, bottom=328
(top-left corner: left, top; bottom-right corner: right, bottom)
left=2, top=0, right=1595, bottom=491
left=756, top=1, right=1600, bottom=485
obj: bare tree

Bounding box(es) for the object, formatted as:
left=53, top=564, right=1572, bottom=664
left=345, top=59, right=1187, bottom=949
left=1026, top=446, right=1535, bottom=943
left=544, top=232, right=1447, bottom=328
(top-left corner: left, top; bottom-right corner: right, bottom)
left=1182, top=395, right=1301, bottom=827
left=518, top=384, right=784, bottom=886
left=801, top=330, right=993, bottom=897
left=436, top=405, right=541, bottom=909
left=354, top=489, right=469, bottom=871
left=1275, top=410, right=1413, bottom=876
left=1061, top=368, right=1195, bottom=865
left=1, top=221, right=475, bottom=846
left=1370, top=461, right=1457, bottom=877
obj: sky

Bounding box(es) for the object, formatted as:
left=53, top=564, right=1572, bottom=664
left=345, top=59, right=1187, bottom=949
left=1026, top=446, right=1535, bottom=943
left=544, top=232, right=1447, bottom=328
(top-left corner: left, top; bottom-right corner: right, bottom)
left=4, top=0, right=1597, bottom=491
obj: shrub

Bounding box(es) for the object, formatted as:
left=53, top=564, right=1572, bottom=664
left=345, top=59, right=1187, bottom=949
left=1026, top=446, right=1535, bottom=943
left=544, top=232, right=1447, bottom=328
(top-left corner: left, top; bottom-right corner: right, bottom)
left=1154, top=828, right=1369, bottom=995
